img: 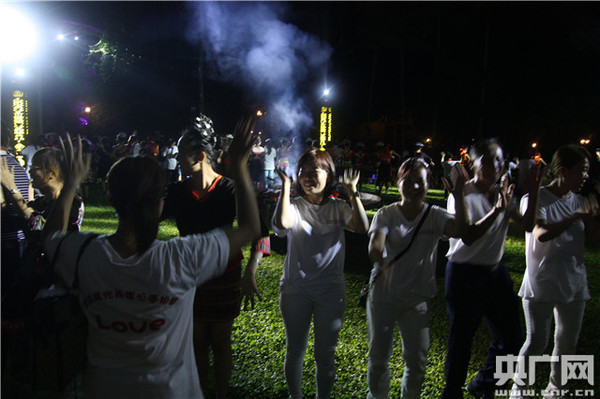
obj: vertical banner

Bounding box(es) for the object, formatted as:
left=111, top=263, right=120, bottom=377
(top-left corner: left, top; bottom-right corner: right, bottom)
left=319, top=106, right=332, bottom=151
left=12, top=90, right=29, bottom=166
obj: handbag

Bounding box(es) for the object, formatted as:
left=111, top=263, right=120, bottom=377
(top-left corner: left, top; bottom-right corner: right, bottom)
left=4, top=234, right=97, bottom=394
left=358, top=203, right=432, bottom=308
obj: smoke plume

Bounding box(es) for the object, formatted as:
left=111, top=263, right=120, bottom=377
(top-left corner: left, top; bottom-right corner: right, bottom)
left=186, top=2, right=331, bottom=139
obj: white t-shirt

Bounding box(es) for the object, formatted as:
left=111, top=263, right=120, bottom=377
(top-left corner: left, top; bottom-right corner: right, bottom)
left=44, top=230, right=229, bottom=399
left=369, top=203, right=451, bottom=303
left=162, top=145, right=179, bottom=170
left=518, top=188, right=590, bottom=303
left=446, top=181, right=514, bottom=265
left=263, top=148, right=277, bottom=171
left=272, top=197, right=353, bottom=301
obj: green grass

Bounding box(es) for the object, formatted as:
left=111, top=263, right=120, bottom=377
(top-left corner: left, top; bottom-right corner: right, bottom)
left=79, top=184, right=600, bottom=398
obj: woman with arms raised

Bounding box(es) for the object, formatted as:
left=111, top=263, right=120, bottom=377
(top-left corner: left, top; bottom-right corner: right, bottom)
left=40, top=115, right=260, bottom=399
left=272, top=149, right=369, bottom=399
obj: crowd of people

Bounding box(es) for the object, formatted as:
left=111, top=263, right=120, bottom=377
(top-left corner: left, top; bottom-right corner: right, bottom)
left=1, top=114, right=599, bottom=399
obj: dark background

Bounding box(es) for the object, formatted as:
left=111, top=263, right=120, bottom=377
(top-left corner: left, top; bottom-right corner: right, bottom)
left=2, top=1, right=599, bottom=159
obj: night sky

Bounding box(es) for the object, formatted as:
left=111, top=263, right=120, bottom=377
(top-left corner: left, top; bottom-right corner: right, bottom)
left=3, top=1, right=599, bottom=159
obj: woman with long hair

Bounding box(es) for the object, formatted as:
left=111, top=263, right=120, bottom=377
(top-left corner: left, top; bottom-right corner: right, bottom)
left=273, top=148, right=369, bottom=398
left=366, top=158, right=468, bottom=399
left=40, top=116, right=260, bottom=399
left=511, top=145, right=598, bottom=398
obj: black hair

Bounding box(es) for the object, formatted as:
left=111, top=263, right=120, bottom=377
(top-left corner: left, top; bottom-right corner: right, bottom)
left=31, top=147, right=64, bottom=182
left=548, top=145, right=591, bottom=180
left=469, top=137, right=503, bottom=159
left=107, top=156, right=167, bottom=255
left=178, top=114, right=217, bottom=162
left=295, top=149, right=337, bottom=198
left=396, top=157, right=431, bottom=184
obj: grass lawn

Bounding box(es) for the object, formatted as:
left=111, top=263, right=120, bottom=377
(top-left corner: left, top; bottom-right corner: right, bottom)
left=80, top=184, right=599, bottom=398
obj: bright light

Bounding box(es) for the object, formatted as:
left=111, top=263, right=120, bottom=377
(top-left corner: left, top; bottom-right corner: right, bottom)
left=57, top=33, right=65, bottom=40
left=425, top=138, right=432, bottom=143
left=323, top=89, right=330, bottom=96
left=0, top=5, right=38, bottom=63
left=531, top=142, right=537, bottom=149
left=580, top=139, right=590, bottom=145
left=15, top=68, right=25, bottom=77
left=84, top=107, right=91, bottom=113
left=74, top=36, right=79, bottom=41
left=256, top=110, right=263, bottom=117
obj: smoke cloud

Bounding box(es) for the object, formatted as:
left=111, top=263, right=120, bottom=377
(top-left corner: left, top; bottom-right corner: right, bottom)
left=185, top=2, right=331, bottom=138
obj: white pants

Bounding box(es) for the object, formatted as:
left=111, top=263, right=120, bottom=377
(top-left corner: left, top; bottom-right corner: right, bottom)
left=367, top=298, right=430, bottom=399
left=511, top=299, right=586, bottom=394
left=279, top=285, right=346, bottom=399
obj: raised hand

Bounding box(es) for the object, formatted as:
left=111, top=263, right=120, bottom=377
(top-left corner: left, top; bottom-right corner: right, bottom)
left=58, top=134, right=92, bottom=188
left=442, top=163, right=469, bottom=195
left=0, top=157, right=18, bottom=191
left=276, top=167, right=292, bottom=188
left=495, top=173, right=515, bottom=211
left=227, top=114, right=257, bottom=169
left=522, top=162, right=545, bottom=194
left=338, top=168, right=360, bottom=194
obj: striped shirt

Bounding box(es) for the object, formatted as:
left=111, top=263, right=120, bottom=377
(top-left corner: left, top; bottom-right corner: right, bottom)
left=1, top=150, right=31, bottom=242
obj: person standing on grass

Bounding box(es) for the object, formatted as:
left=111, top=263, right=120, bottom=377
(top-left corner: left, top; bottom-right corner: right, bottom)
left=510, top=145, right=598, bottom=399
left=162, top=138, right=179, bottom=183
left=442, top=138, right=543, bottom=399
left=161, top=114, right=255, bottom=399
left=272, top=149, right=369, bottom=399
left=40, top=118, right=260, bottom=399
left=366, top=158, right=469, bottom=399
left=263, top=138, right=277, bottom=189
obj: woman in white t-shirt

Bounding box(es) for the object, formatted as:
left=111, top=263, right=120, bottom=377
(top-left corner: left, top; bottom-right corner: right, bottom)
left=511, top=145, right=598, bottom=398
left=366, top=158, right=468, bottom=399
left=272, top=148, right=369, bottom=399
left=40, top=117, right=260, bottom=399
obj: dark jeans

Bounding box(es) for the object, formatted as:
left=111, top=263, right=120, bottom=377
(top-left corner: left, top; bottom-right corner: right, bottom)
left=441, top=260, right=523, bottom=399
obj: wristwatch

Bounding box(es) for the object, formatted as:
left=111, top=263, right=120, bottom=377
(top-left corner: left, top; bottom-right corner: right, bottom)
left=10, top=188, right=20, bottom=195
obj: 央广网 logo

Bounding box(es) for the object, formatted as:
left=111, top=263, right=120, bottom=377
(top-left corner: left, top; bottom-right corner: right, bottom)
left=494, top=355, right=594, bottom=386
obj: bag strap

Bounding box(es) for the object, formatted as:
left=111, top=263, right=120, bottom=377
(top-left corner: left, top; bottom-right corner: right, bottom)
left=72, top=234, right=99, bottom=289
left=370, top=202, right=432, bottom=286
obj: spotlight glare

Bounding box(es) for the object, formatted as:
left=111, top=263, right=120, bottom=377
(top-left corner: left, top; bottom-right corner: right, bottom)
left=0, top=6, right=38, bottom=63
left=84, top=106, right=91, bottom=113
left=15, top=68, right=25, bottom=77
left=57, top=33, right=65, bottom=40
left=323, top=89, right=330, bottom=96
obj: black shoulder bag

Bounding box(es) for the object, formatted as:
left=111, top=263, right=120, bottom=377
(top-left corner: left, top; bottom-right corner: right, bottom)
left=358, top=203, right=432, bottom=308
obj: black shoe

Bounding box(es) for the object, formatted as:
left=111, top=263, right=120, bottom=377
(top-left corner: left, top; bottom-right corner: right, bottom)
left=466, top=381, right=495, bottom=399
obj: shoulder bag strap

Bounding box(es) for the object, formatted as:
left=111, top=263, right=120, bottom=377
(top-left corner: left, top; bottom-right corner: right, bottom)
left=370, top=202, right=432, bottom=286
left=72, top=234, right=99, bottom=289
